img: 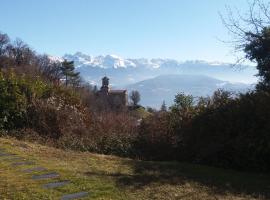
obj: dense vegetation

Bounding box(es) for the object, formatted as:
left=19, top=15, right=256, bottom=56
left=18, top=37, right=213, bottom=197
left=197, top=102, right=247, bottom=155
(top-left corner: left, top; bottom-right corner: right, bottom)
left=1, top=0, right=270, bottom=173
left=0, top=32, right=138, bottom=157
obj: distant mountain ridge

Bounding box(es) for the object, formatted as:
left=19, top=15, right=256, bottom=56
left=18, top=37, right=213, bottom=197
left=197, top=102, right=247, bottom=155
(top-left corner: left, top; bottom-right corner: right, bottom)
left=126, top=74, right=253, bottom=108
left=63, top=52, right=232, bottom=70
left=49, top=52, right=256, bottom=107
left=61, top=52, right=258, bottom=86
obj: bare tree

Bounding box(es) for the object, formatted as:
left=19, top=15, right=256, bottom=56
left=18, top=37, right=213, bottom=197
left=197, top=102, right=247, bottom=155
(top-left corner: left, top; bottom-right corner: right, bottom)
left=222, top=0, right=270, bottom=90
left=0, top=32, right=10, bottom=68
left=221, top=0, right=270, bottom=63
left=6, top=38, right=35, bottom=67
left=35, top=55, right=62, bottom=83
left=0, top=32, right=9, bottom=56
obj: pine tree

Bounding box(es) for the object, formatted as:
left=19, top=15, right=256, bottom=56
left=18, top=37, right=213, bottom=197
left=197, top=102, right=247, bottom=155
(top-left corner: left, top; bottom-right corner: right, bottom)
left=60, top=60, right=80, bottom=86
left=160, top=100, right=167, bottom=112
left=93, top=85, right=98, bottom=93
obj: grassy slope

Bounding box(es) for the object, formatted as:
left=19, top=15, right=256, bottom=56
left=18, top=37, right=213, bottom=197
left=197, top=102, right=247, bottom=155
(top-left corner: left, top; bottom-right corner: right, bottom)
left=0, top=137, right=269, bottom=200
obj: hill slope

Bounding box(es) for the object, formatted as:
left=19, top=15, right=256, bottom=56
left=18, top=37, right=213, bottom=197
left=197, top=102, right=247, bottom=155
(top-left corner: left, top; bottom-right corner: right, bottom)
left=127, top=74, right=251, bottom=108
left=0, top=137, right=269, bottom=200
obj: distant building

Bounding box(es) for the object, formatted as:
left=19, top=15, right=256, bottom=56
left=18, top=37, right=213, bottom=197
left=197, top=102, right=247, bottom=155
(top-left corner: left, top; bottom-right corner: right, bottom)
left=97, top=76, right=128, bottom=108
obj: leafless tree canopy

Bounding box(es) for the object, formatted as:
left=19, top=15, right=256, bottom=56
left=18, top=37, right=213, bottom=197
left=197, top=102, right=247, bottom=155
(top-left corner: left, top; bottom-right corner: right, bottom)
left=221, top=0, right=270, bottom=63
left=0, top=33, right=9, bottom=56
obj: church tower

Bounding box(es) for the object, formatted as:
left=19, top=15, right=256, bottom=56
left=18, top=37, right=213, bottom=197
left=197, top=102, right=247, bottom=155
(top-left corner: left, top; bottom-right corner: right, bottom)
left=97, top=76, right=128, bottom=108
left=100, top=76, right=109, bottom=94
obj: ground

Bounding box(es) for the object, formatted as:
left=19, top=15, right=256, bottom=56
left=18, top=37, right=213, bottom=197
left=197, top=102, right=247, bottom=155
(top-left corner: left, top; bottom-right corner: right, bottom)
left=0, top=137, right=269, bottom=200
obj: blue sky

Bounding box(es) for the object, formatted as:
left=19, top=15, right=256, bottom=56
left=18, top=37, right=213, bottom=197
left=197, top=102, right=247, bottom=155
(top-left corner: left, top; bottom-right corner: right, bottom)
left=0, top=0, right=249, bottom=61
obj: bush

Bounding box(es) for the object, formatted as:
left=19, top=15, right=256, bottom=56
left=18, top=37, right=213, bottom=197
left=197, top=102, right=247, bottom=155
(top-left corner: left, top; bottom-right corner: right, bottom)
left=55, top=112, right=138, bottom=157
left=134, top=112, right=178, bottom=160
left=184, top=91, right=270, bottom=171
left=0, top=71, right=28, bottom=129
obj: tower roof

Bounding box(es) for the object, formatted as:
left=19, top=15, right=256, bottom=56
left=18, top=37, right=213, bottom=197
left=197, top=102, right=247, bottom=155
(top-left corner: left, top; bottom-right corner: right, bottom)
left=102, top=76, right=109, bottom=81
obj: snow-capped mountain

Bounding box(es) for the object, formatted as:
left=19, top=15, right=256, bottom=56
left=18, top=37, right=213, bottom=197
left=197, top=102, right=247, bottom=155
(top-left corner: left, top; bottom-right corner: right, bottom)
left=63, top=52, right=188, bottom=70
left=61, top=52, right=258, bottom=86
left=55, top=52, right=256, bottom=107
left=63, top=52, right=136, bottom=69
left=63, top=52, right=233, bottom=70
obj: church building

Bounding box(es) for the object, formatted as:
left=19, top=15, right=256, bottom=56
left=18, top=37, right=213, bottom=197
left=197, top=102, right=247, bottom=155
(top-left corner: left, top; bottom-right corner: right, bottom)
left=97, top=76, right=128, bottom=108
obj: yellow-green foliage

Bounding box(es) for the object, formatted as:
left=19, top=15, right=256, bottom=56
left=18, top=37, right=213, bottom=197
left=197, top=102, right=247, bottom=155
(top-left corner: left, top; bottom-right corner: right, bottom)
left=131, top=107, right=151, bottom=119
left=0, top=70, right=80, bottom=131
left=0, top=71, right=28, bottom=129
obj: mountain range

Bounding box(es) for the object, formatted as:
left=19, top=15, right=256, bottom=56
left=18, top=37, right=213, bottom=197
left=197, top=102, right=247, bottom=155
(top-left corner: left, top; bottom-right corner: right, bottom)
left=55, top=52, right=257, bottom=108
left=127, top=74, right=253, bottom=108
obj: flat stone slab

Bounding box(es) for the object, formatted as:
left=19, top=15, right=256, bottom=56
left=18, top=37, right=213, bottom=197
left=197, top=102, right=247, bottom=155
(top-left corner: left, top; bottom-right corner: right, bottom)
left=0, top=153, right=17, bottom=157
left=3, top=157, right=24, bottom=161
left=11, top=161, right=35, bottom=166
left=22, top=167, right=47, bottom=173
left=42, top=180, right=70, bottom=189
left=60, top=192, right=88, bottom=200
left=32, top=172, right=60, bottom=180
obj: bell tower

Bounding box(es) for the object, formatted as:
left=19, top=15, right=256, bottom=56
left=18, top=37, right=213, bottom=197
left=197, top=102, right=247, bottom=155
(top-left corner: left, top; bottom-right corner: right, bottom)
left=100, top=76, right=109, bottom=94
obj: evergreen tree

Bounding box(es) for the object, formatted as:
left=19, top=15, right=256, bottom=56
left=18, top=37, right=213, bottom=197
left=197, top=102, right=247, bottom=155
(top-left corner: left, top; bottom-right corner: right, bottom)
left=222, top=1, right=270, bottom=91
left=130, top=90, right=141, bottom=106
left=93, top=85, right=98, bottom=93
left=160, top=100, right=167, bottom=112
left=244, top=27, right=270, bottom=91
left=60, top=59, right=80, bottom=86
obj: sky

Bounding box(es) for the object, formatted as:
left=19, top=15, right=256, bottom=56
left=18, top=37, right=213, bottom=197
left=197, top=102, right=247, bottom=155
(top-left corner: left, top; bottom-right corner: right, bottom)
left=0, top=0, right=250, bottom=62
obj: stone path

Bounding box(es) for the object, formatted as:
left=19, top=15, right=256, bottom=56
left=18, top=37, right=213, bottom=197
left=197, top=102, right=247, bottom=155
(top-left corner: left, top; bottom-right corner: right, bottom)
left=11, top=161, right=35, bottom=166
left=0, top=148, right=89, bottom=199
left=32, top=172, right=60, bottom=180
left=61, top=192, right=89, bottom=200
left=22, top=166, right=47, bottom=173
left=43, top=180, right=70, bottom=189
left=3, top=157, right=24, bottom=161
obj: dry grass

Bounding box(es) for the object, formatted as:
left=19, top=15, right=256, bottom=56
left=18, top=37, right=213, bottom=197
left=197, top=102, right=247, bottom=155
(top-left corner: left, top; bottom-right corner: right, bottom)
left=0, top=137, right=269, bottom=200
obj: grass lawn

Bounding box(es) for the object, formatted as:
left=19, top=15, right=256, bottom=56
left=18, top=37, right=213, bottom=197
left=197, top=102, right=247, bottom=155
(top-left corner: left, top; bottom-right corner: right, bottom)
left=0, top=137, right=269, bottom=200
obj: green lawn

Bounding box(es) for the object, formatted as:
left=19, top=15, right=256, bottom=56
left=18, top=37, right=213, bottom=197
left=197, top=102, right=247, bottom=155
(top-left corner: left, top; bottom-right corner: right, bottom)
left=0, top=137, right=269, bottom=200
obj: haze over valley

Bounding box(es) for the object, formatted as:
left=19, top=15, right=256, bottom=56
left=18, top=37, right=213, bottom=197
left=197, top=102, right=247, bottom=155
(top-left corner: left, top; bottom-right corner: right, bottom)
left=61, top=52, right=257, bottom=107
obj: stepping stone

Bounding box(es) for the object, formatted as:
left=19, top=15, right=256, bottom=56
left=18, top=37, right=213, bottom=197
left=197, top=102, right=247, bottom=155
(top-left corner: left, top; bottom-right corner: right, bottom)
left=60, top=192, right=88, bottom=200
left=42, top=180, right=70, bottom=189
left=11, top=161, right=35, bottom=166
left=0, top=153, right=17, bottom=157
left=22, top=167, right=47, bottom=173
left=32, top=172, right=60, bottom=180
left=3, top=157, right=24, bottom=161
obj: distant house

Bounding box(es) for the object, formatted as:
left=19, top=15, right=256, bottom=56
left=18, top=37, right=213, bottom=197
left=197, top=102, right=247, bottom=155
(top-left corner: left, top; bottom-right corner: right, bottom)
left=97, top=76, right=128, bottom=108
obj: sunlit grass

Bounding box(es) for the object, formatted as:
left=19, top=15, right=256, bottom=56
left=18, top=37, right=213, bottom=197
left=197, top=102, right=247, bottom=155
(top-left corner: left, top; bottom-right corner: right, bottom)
left=0, top=137, right=269, bottom=200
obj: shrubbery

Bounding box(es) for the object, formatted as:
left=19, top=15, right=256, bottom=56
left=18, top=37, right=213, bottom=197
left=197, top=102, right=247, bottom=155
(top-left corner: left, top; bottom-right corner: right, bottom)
left=0, top=70, right=49, bottom=130
left=185, top=91, right=270, bottom=171
left=0, top=70, right=138, bottom=157
left=1, top=30, right=270, bottom=172
left=2, top=67, right=269, bottom=171
left=136, top=90, right=270, bottom=171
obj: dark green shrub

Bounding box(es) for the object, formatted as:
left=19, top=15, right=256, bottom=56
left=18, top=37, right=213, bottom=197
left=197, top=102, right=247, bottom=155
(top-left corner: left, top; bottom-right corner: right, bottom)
left=185, top=91, right=270, bottom=171
left=0, top=71, right=27, bottom=129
